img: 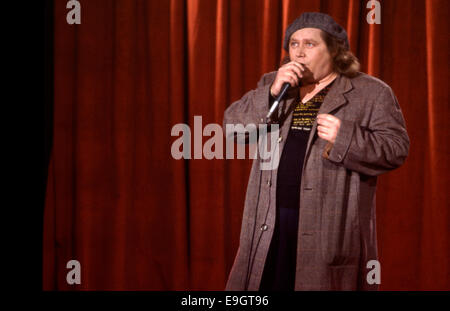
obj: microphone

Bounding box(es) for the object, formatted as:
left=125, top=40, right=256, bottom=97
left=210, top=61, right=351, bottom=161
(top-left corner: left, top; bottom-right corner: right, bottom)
left=266, top=82, right=290, bottom=122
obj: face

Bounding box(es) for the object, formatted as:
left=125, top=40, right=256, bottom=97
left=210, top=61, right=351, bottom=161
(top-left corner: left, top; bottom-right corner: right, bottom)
left=288, top=28, right=334, bottom=83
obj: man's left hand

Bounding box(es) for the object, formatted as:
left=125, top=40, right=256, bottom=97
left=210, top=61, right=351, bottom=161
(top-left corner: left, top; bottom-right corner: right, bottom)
left=317, top=114, right=341, bottom=144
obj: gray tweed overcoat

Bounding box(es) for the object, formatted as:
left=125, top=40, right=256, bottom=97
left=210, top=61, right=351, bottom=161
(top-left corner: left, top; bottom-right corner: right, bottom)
left=223, top=72, right=409, bottom=290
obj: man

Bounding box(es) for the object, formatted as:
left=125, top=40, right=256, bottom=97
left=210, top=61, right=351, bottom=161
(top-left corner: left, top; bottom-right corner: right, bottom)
left=223, top=12, right=409, bottom=290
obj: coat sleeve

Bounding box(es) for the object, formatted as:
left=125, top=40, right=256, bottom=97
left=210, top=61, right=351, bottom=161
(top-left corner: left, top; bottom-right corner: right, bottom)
left=223, top=73, right=274, bottom=140
left=324, top=85, right=410, bottom=176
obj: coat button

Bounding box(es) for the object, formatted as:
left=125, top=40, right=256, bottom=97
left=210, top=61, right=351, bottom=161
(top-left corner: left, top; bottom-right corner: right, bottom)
left=266, top=179, right=271, bottom=186
left=260, top=118, right=264, bottom=123
left=277, top=136, right=282, bottom=143
left=260, top=224, right=268, bottom=231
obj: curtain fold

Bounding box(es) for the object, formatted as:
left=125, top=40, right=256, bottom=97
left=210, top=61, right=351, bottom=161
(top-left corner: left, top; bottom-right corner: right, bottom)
left=44, top=0, right=449, bottom=290
left=420, top=0, right=449, bottom=290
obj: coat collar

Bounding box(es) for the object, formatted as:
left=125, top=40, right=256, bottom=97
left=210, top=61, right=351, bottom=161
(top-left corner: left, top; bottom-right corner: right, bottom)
left=318, top=73, right=353, bottom=114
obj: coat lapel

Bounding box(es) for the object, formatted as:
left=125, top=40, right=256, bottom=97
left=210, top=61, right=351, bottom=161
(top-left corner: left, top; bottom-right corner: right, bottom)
left=304, top=74, right=353, bottom=160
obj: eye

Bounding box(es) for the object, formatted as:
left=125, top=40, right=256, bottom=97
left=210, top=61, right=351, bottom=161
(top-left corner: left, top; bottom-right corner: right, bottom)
left=290, top=41, right=299, bottom=48
left=305, top=42, right=314, bottom=47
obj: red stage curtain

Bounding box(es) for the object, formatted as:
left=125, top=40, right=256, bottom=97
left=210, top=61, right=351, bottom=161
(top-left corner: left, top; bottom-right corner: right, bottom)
left=44, top=0, right=449, bottom=290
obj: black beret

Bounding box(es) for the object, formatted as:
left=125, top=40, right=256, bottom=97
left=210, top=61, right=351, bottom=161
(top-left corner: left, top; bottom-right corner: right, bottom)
left=283, top=12, right=350, bottom=51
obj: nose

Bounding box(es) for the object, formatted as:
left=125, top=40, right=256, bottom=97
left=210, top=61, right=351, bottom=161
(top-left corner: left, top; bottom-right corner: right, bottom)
left=296, top=45, right=305, bottom=58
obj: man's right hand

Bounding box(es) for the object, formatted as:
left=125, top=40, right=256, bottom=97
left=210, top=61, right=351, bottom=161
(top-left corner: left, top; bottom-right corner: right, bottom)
left=270, top=61, right=305, bottom=97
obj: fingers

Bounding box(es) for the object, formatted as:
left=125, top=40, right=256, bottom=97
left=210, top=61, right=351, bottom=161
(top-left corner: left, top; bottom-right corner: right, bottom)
left=317, top=128, right=330, bottom=141
left=286, top=61, right=304, bottom=79
left=317, top=113, right=337, bottom=122
left=317, top=114, right=339, bottom=126
left=317, top=118, right=333, bottom=127
left=317, top=125, right=333, bottom=143
left=279, top=63, right=301, bottom=85
left=317, top=125, right=330, bottom=134
left=316, top=114, right=341, bottom=144
left=317, top=118, right=336, bottom=131
left=279, top=62, right=304, bottom=82
left=272, top=61, right=305, bottom=95
left=284, top=71, right=299, bottom=87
